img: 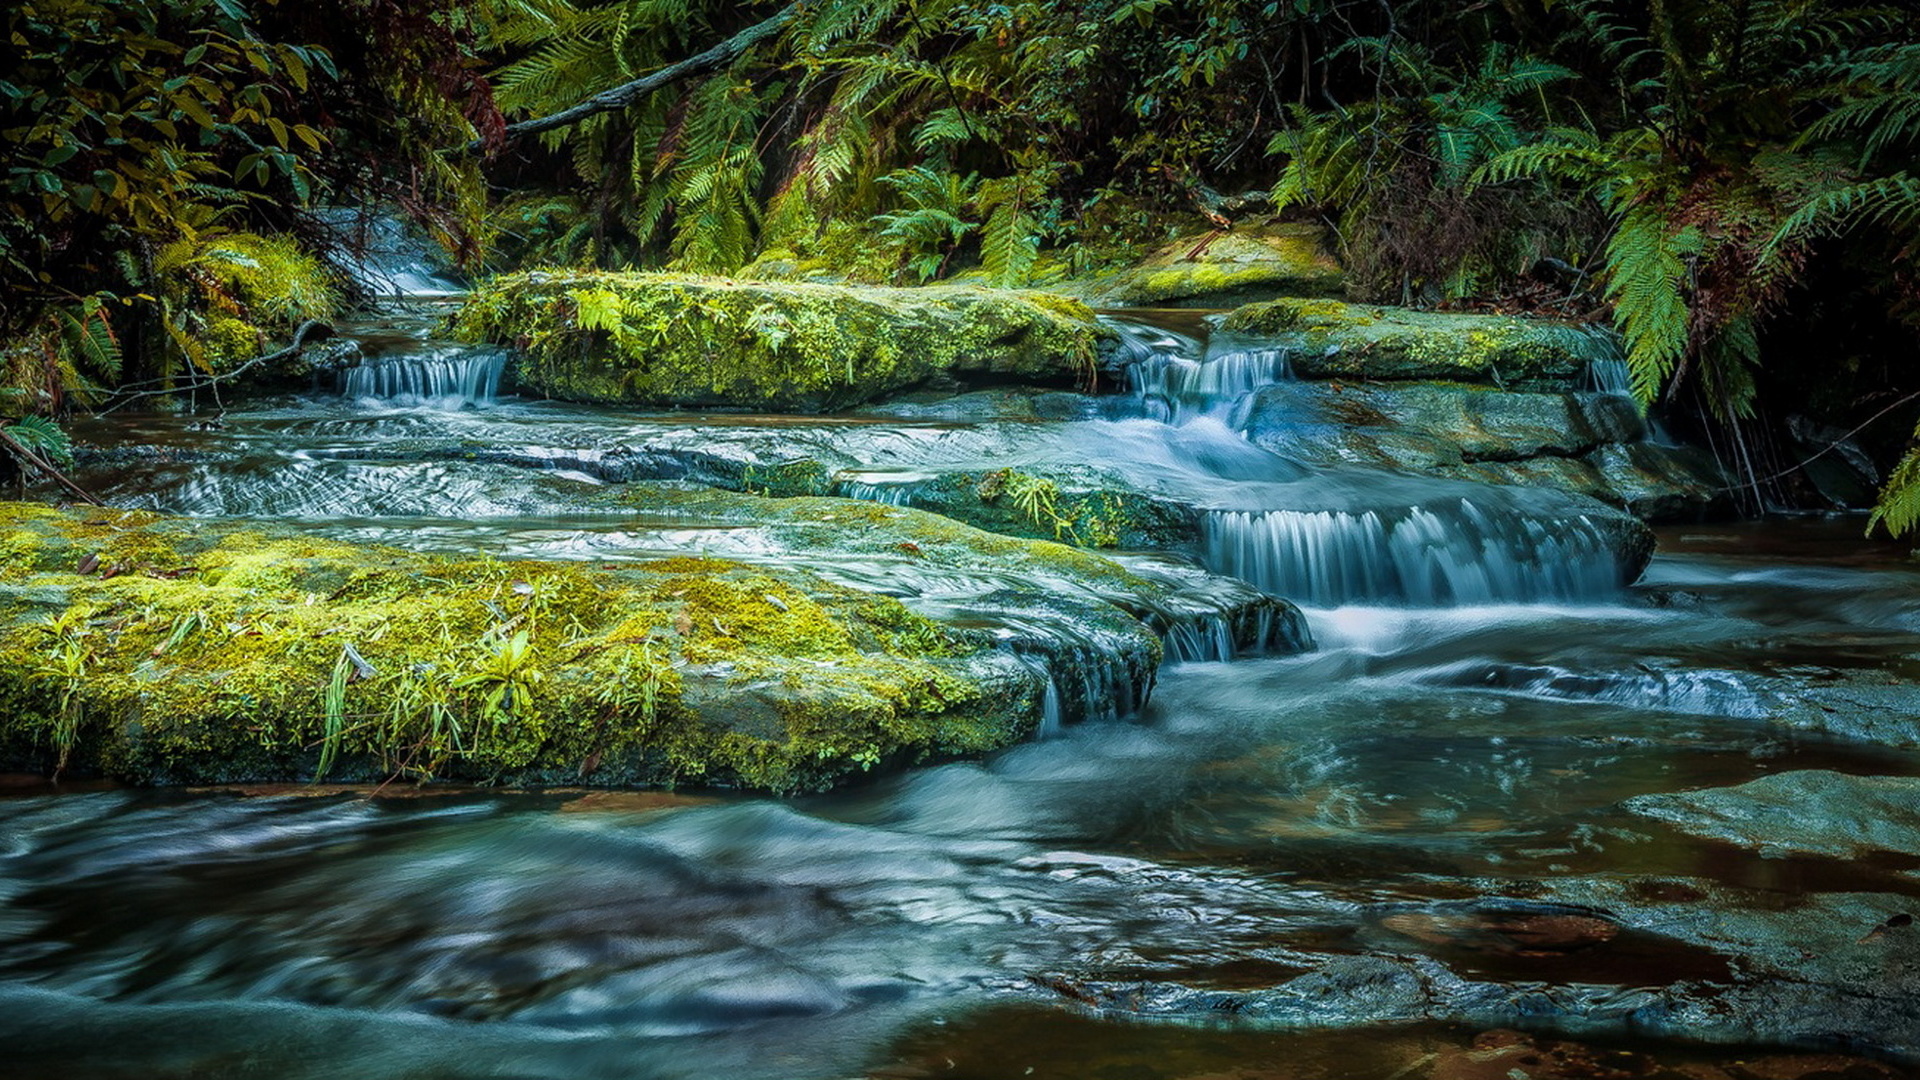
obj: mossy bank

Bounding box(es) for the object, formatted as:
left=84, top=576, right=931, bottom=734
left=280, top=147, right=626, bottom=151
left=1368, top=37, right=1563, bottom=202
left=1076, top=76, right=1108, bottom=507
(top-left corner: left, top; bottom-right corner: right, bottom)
left=452, top=271, right=1115, bottom=410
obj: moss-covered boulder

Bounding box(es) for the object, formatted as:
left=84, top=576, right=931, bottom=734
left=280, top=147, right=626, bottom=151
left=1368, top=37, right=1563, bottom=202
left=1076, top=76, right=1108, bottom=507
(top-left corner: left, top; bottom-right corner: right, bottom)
left=0, top=502, right=1049, bottom=792
left=451, top=271, right=1114, bottom=411
left=1221, top=298, right=1610, bottom=389
left=1076, top=225, right=1345, bottom=308
left=0, top=495, right=1303, bottom=792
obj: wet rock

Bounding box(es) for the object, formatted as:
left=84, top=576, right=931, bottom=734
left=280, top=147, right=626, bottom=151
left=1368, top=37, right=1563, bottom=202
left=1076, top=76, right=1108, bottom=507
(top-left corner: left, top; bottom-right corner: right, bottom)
left=452, top=271, right=1113, bottom=410
left=1426, top=1029, right=1908, bottom=1080
left=1243, top=380, right=1730, bottom=521
left=0, top=494, right=1300, bottom=792
left=1073, top=225, right=1344, bottom=308
left=1531, top=877, right=1920, bottom=1058
left=1787, top=414, right=1883, bottom=509
left=1221, top=299, right=1610, bottom=389
left=1624, top=770, right=1920, bottom=860
left=1378, top=909, right=1620, bottom=957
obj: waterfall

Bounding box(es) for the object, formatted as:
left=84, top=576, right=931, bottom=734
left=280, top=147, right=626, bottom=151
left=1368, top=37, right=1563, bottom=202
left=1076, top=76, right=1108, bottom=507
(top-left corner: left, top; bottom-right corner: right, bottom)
left=1037, top=676, right=1065, bottom=738
left=1585, top=358, right=1634, bottom=396
left=341, top=348, right=508, bottom=408
left=1128, top=346, right=1295, bottom=422
left=1201, top=500, right=1624, bottom=606
left=837, top=479, right=915, bottom=506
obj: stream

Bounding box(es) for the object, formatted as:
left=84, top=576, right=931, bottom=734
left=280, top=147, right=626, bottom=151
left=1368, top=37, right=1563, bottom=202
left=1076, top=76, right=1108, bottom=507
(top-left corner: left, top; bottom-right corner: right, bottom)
left=3, top=303, right=1919, bottom=1078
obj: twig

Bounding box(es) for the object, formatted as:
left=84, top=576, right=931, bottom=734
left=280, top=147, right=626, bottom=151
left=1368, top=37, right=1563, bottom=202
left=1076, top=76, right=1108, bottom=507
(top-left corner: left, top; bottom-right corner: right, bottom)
left=1715, top=389, right=1920, bottom=494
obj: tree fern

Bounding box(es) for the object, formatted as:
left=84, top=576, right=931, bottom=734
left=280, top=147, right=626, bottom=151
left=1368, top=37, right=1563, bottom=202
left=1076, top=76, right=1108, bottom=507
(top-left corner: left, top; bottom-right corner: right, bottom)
left=1766, top=173, right=1920, bottom=255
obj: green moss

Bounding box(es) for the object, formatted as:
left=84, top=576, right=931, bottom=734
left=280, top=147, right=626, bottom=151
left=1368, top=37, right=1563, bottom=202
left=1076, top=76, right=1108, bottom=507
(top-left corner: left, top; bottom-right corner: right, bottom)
left=451, top=271, right=1114, bottom=410
left=0, top=500, right=1039, bottom=794
left=157, top=231, right=341, bottom=382
left=1075, top=226, right=1345, bottom=307
left=843, top=468, right=1195, bottom=550
left=1221, top=298, right=1608, bottom=389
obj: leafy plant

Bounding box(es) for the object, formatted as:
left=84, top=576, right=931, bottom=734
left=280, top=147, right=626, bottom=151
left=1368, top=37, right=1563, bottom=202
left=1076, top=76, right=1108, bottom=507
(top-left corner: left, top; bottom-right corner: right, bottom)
left=34, top=608, right=95, bottom=775
left=873, top=166, right=979, bottom=282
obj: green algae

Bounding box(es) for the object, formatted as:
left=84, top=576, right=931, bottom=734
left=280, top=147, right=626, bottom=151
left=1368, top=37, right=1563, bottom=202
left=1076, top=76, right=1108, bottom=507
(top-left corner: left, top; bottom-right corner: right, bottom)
left=451, top=271, right=1113, bottom=411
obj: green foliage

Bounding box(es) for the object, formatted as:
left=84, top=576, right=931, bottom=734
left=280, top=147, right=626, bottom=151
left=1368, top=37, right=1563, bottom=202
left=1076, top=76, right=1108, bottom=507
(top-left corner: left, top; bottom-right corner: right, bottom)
left=2, top=0, right=494, bottom=403
left=2, top=415, right=75, bottom=468
left=1869, top=431, right=1920, bottom=539
left=32, top=608, right=95, bottom=775
left=1268, top=41, right=1582, bottom=303
left=474, top=0, right=1322, bottom=277
left=873, top=166, right=979, bottom=283
left=1602, top=204, right=1698, bottom=405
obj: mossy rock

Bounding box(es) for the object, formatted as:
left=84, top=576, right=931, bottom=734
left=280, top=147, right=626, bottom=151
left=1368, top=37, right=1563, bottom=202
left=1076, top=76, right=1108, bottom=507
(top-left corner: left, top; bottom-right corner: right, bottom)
left=1075, top=225, right=1345, bottom=308
left=0, top=491, right=1299, bottom=792
left=451, top=271, right=1114, bottom=411
left=1221, top=298, right=1611, bottom=389
left=0, top=501, right=1064, bottom=793
left=832, top=467, right=1198, bottom=551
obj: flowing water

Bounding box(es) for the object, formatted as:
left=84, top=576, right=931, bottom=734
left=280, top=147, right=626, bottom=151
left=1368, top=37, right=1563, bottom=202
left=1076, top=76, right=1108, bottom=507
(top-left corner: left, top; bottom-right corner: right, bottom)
left=6, top=306, right=1920, bottom=1078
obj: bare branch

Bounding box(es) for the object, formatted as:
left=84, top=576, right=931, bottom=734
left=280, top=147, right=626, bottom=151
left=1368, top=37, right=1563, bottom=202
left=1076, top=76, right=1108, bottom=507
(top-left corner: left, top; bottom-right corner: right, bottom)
left=467, top=3, right=801, bottom=154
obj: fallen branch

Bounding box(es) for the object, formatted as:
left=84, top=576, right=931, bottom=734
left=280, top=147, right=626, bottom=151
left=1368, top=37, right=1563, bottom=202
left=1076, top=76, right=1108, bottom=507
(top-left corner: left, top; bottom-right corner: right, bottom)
left=0, top=427, right=101, bottom=506
left=466, top=2, right=801, bottom=153
left=96, top=319, right=334, bottom=416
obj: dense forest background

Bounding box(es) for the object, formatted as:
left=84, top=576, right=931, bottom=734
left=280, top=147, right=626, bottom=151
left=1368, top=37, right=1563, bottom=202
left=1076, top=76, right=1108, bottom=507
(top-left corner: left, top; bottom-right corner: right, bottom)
left=3, top=0, right=1917, bottom=533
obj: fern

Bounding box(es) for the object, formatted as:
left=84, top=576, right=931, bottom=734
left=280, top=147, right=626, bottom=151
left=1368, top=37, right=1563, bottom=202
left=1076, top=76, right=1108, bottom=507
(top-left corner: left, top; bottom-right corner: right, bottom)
left=1604, top=201, right=1697, bottom=404
left=1869, top=429, right=1920, bottom=539
left=873, top=165, right=977, bottom=281
left=976, top=173, right=1041, bottom=288
left=3, top=414, right=74, bottom=466
left=1766, top=173, right=1920, bottom=256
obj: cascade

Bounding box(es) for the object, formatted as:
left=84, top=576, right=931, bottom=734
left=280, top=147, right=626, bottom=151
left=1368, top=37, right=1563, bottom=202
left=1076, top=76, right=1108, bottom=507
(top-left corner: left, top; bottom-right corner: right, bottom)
left=1129, top=346, right=1296, bottom=424
left=1585, top=357, right=1634, bottom=396
left=1107, top=317, right=1298, bottom=423
left=835, top=477, right=917, bottom=505
left=1200, top=500, right=1624, bottom=607
left=340, top=347, right=509, bottom=407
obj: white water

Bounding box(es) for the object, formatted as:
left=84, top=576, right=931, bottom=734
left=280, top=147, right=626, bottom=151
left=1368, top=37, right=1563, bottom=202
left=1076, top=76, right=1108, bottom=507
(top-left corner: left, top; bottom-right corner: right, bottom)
left=1200, top=501, right=1623, bottom=606
left=340, top=347, right=508, bottom=408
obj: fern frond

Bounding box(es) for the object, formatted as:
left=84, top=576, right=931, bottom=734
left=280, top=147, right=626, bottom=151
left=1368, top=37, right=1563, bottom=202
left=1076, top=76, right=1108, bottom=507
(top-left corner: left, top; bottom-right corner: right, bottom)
left=1603, top=202, right=1696, bottom=404
left=1869, top=430, right=1920, bottom=538
left=1765, top=173, right=1920, bottom=257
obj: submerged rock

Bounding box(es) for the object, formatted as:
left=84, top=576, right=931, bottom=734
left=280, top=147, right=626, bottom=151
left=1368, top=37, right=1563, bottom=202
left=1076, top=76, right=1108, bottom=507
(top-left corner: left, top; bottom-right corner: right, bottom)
left=1624, top=770, right=1920, bottom=860
left=1221, top=298, right=1612, bottom=389
left=451, top=271, right=1114, bottom=410
left=0, top=496, right=1302, bottom=792
left=1074, top=224, right=1345, bottom=308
